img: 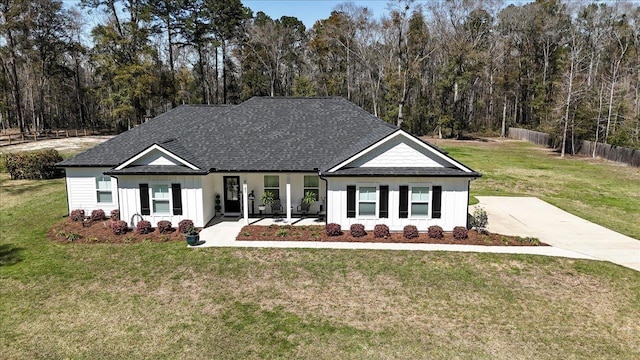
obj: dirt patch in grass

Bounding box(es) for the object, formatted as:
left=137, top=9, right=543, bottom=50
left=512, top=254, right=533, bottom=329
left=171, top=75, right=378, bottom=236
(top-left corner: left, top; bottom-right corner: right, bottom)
left=0, top=135, right=113, bottom=154
left=236, top=225, right=547, bottom=246
left=48, top=218, right=185, bottom=244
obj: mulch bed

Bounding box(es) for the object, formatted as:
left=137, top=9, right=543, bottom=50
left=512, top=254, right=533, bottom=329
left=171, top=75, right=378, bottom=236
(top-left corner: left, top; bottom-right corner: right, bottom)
left=48, top=219, right=548, bottom=247
left=48, top=218, right=185, bottom=244
left=236, top=225, right=549, bottom=246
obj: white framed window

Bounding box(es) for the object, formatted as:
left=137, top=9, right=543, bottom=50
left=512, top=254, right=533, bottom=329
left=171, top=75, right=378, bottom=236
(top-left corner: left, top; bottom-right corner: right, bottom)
left=358, top=186, right=377, bottom=217
left=96, top=176, right=113, bottom=203
left=303, top=175, right=319, bottom=200
left=264, top=175, right=280, bottom=199
left=410, top=186, right=430, bottom=217
left=151, top=184, right=171, bottom=214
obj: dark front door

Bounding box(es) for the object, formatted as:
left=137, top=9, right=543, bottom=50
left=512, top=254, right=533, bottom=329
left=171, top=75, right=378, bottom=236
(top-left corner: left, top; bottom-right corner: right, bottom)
left=223, top=176, right=241, bottom=213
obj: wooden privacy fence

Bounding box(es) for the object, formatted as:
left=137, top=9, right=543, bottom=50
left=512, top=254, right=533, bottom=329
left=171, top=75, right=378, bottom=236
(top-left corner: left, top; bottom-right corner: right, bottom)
left=577, top=140, right=640, bottom=168
left=0, top=129, right=99, bottom=147
left=507, top=127, right=554, bottom=147
left=508, top=127, right=639, bottom=168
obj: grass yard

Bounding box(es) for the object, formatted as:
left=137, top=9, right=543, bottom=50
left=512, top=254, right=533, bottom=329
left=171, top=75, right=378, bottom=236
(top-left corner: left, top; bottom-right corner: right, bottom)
left=1, top=140, right=640, bottom=358
left=432, top=138, right=640, bottom=240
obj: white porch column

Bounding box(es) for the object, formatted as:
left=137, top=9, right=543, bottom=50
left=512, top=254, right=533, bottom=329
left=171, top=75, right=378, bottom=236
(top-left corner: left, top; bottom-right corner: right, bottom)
left=242, top=180, right=248, bottom=225
left=286, top=175, right=291, bottom=223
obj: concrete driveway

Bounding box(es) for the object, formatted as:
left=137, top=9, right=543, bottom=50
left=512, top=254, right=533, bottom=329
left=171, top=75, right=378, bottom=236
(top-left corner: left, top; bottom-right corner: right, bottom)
left=475, top=196, right=640, bottom=271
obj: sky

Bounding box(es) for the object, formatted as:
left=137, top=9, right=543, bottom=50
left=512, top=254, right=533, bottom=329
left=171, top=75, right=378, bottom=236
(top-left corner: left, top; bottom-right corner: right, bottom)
left=62, top=0, right=401, bottom=31
left=63, top=0, right=535, bottom=35
left=242, top=0, right=392, bottom=28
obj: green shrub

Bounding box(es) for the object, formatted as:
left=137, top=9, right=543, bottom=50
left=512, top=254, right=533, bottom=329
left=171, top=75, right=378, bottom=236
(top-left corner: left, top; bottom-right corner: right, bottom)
left=66, top=233, right=81, bottom=242
left=517, top=236, right=541, bottom=245
left=471, top=207, right=489, bottom=233
left=4, top=149, right=63, bottom=179
left=276, top=228, right=289, bottom=237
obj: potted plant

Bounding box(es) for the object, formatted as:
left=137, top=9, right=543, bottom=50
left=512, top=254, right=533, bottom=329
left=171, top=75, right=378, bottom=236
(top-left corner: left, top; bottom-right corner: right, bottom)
left=302, top=191, right=317, bottom=205
left=214, top=194, right=222, bottom=215
left=260, top=190, right=275, bottom=211
left=185, top=226, right=200, bottom=246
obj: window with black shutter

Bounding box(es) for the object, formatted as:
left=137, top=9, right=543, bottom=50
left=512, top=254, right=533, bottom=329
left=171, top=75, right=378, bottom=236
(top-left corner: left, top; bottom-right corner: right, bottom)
left=432, top=186, right=442, bottom=219
left=399, top=185, right=408, bottom=218
left=379, top=185, right=389, bottom=218
left=346, top=185, right=356, bottom=218
left=171, top=183, right=182, bottom=215
left=139, top=184, right=150, bottom=215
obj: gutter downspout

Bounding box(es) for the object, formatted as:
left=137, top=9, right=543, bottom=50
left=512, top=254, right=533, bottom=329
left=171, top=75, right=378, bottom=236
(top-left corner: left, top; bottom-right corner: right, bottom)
left=466, top=179, right=471, bottom=229
left=318, top=169, right=328, bottom=223
left=62, top=168, right=70, bottom=216
left=109, top=173, right=122, bottom=222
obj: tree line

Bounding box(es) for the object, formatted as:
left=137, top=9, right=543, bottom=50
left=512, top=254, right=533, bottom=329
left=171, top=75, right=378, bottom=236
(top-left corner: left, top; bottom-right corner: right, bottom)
left=1, top=0, right=639, bottom=151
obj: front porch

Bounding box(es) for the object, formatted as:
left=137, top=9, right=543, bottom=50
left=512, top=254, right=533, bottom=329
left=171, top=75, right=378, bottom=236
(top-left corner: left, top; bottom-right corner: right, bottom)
left=207, top=172, right=325, bottom=227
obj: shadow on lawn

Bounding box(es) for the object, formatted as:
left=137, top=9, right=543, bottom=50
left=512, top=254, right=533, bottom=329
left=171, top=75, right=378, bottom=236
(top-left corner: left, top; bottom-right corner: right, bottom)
left=0, top=244, right=25, bottom=266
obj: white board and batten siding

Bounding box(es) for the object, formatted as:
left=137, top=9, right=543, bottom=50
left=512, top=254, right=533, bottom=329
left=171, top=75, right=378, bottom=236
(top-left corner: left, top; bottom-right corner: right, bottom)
left=326, top=177, right=470, bottom=232
left=117, top=175, right=205, bottom=227
left=343, top=135, right=446, bottom=168
left=64, top=167, right=118, bottom=214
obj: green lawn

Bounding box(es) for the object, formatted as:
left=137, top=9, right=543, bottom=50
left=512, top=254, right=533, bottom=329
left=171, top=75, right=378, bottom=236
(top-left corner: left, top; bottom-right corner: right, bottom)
left=1, top=141, right=640, bottom=359
left=436, top=139, right=640, bottom=240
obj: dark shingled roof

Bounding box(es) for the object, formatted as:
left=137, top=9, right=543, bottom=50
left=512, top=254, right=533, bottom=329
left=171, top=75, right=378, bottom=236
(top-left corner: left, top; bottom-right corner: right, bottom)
left=58, top=97, right=479, bottom=177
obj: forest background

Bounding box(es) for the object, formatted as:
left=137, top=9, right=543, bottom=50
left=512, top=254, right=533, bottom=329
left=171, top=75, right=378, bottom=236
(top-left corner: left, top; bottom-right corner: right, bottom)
left=2, top=0, right=639, bottom=152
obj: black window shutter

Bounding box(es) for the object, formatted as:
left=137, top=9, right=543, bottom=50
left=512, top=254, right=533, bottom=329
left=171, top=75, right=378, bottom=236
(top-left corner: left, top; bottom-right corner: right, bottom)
left=346, top=185, right=356, bottom=218
left=432, top=186, right=442, bottom=219
left=139, top=184, right=150, bottom=215
left=171, top=183, right=182, bottom=215
left=399, top=185, right=408, bottom=218
left=379, top=185, right=389, bottom=218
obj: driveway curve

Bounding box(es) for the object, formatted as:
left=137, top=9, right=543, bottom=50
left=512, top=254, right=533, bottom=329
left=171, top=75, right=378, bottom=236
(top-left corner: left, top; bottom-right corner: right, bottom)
left=475, top=196, right=640, bottom=271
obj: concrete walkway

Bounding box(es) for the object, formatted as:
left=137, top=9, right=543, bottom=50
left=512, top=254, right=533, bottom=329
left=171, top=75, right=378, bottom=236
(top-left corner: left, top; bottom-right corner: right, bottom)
left=195, top=216, right=594, bottom=260
left=475, top=196, right=640, bottom=271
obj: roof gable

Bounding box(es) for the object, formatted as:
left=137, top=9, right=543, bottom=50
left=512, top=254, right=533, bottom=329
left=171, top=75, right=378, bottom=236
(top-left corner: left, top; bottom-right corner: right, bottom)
left=326, top=130, right=479, bottom=177
left=343, top=135, right=447, bottom=168
left=115, top=143, right=199, bottom=170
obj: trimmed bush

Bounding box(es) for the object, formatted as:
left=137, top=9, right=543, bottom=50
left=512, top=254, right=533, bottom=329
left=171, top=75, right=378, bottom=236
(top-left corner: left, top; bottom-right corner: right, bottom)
left=157, top=220, right=172, bottom=234
left=373, top=224, right=390, bottom=238
left=110, top=209, right=120, bottom=221
left=471, top=207, right=489, bottom=233
left=428, top=225, right=444, bottom=239
left=70, top=209, right=85, bottom=222
left=4, top=149, right=63, bottom=179
left=453, top=226, right=469, bottom=240
left=325, top=223, right=342, bottom=237
left=111, top=220, right=128, bottom=235
left=178, top=219, right=194, bottom=234
left=136, top=220, right=153, bottom=234
left=350, top=223, right=366, bottom=238
left=91, top=209, right=106, bottom=221
left=403, top=225, right=419, bottom=239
